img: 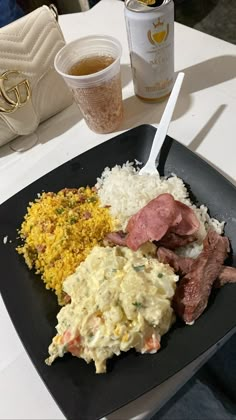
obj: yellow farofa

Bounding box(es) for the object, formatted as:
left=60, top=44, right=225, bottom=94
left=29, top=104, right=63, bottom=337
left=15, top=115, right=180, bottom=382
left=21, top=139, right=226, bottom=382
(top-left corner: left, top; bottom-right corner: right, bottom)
left=16, top=187, right=115, bottom=304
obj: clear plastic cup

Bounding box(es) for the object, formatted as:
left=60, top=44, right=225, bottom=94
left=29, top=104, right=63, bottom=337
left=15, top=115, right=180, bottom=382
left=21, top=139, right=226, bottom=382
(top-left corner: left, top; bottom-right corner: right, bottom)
left=54, top=35, right=123, bottom=134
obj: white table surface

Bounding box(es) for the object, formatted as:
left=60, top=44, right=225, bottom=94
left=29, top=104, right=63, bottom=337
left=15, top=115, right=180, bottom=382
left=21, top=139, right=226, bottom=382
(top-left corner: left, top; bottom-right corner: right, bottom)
left=1, top=0, right=236, bottom=419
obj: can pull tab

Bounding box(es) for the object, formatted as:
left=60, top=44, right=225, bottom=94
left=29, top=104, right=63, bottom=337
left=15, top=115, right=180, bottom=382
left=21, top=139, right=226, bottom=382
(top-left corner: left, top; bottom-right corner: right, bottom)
left=138, top=0, right=166, bottom=6
left=138, top=0, right=156, bottom=5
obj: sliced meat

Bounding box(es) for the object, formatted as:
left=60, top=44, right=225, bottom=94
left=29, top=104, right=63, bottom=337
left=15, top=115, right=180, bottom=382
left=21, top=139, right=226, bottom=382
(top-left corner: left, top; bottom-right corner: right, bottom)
left=104, top=231, right=127, bottom=247
left=173, top=230, right=230, bottom=324
left=157, top=246, right=193, bottom=274
left=157, top=245, right=236, bottom=288
left=158, top=232, right=197, bottom=249
left=125, top=193, right=199, bottom=252
left=125, top=211, right=139, bottom=234
left=169, top=205, right=183, bottom=229
left=36, top=244, right=46, bottom=253
left=126, top=194, right=179, bottom=251
left=82, top=211, right=92, bottom=220
left=172, top=201, right=200, bottom=236
left=215, top=266, right=236, bottom=288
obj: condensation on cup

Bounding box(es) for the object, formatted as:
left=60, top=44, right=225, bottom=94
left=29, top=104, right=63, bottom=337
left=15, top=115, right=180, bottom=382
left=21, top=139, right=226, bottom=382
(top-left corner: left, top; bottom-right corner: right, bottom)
left=124, top=0, right=174, bottom=102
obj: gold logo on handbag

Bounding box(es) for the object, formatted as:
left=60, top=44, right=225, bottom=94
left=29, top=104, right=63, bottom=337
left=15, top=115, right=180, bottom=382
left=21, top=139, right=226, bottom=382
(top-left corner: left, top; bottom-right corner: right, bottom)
left=0, top=70, right=31, bottom=113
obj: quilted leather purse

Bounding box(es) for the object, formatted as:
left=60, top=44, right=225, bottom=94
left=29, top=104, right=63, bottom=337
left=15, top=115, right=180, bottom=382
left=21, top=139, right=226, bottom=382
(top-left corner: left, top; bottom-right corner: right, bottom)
left=0, top=5, right=73, bottom=147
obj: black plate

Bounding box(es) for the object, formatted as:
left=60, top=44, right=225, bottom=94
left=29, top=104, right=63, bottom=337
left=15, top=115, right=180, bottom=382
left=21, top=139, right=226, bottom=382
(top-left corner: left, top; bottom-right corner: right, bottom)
left=1, top=125, right=236, bottom=420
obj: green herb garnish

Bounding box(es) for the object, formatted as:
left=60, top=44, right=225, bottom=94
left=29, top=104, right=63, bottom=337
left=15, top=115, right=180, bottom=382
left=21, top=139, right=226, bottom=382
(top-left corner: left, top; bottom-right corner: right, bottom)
left=132, top=302, right=143, bottom=309
left=56, top=208, right=64, bottom=214
left=69, top=216, right=78, bottom=224
left=158, top=273, right=163, bottom=278
left=68, top=201, right=76, bottom=208
left=87, top=196, right=97, bottom=203
left=133, top=265, right=145, bottom=272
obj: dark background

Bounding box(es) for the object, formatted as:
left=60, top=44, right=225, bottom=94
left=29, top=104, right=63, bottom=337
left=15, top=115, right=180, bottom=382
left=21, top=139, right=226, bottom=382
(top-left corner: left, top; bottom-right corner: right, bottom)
left=17, top=0, right=236, bottom=44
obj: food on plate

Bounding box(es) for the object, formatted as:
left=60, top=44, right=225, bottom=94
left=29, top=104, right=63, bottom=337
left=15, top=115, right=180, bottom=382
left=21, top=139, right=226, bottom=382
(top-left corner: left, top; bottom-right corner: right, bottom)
left=96, top=163, right=223, bottom=231
left=157, top=246, right=236, bottom=284
left=96, top=163, right=224, bottom=259
left=16, top=161, right=235, bottom=373
left=45, top=244, right=178, bottom=373
left=104, top=192, right=200, bottom=251
left=16, top=187, right=115, bottom=304
left=96, top=163, right=236, bottom=324
left=157, top=235, right=236, bottom=324
left=122, top=193, right=199, bottom=251
left=172, top=230, right=230, bottom=324
left=105, top=230, right=127, bottom=247
left=158, top=231, right=197, bottom=250
left=214, top=267, right=236, bottom=287
left=157, top=246, right=195, bottom=275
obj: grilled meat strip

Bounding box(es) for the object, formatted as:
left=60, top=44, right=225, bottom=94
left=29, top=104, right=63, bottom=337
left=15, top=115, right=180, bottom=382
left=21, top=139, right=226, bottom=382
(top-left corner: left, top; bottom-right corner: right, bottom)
left=157, top=246, right=236, bottom=287
left=172, top=230, right=230, bottom=324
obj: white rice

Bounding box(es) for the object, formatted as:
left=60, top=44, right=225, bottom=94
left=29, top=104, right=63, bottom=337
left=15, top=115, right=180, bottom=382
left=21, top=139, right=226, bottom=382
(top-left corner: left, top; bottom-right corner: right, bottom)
left=96, top=162, right=224, bottom=258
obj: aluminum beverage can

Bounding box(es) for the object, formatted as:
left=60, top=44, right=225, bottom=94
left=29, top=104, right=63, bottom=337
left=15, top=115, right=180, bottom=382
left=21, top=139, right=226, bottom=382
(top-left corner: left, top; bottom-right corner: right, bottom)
left=124, top=0, right=174, bottom=102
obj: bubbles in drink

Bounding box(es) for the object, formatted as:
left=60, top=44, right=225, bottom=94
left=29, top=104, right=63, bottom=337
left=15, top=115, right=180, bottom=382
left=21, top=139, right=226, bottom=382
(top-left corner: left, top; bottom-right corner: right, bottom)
left=72, top=72, right=123, bottom=134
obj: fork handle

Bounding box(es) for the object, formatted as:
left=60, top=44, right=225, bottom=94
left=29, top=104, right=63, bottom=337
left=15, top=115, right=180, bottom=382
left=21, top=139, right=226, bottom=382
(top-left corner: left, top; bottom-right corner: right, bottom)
left=147, top=72, right=185, bottom=166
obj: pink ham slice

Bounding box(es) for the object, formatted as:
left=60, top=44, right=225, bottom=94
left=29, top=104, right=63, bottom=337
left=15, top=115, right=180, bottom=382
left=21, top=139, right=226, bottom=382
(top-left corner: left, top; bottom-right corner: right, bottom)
left=104, top=231, right=127, bottom=247
left=126, top=194, right=179, bottom=251
left=172, top=201, right=200, bottom=236
left=126, top=193, right=199, bottom=251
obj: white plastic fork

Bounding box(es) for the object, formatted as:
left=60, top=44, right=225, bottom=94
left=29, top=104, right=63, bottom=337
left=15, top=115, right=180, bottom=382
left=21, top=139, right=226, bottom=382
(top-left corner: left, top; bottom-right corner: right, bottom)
left=139, top=72, right=185, bottom=175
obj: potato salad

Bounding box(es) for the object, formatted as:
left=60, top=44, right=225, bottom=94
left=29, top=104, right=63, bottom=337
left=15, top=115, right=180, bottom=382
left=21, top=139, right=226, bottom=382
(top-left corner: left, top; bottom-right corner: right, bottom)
left=46, top=245, right=178, bottom=373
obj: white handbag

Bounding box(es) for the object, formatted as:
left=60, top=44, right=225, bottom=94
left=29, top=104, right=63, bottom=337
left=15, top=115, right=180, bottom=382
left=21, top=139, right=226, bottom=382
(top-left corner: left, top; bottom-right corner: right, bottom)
left=0, top=5, right=73, bottom=147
